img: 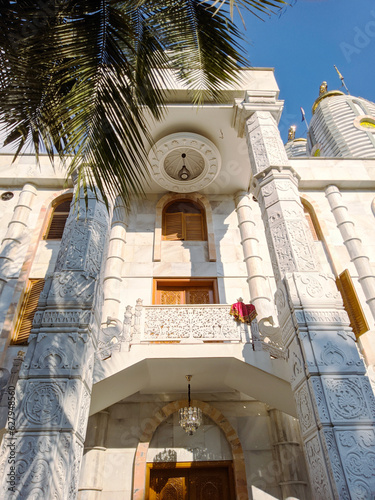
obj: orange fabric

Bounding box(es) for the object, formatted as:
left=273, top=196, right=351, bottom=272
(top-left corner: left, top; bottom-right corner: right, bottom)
left=230, top=302, right=257, bottom=324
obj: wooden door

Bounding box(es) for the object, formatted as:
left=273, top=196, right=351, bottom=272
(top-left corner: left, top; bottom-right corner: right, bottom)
left=149, top=469, right=187, bottom=500
left=148, top=464, right=232, bottom=500
left=189, top=467, right=229, bottom=500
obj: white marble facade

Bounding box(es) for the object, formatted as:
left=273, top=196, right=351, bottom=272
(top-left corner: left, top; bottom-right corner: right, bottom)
left=0, top=69, right=374, bottom=499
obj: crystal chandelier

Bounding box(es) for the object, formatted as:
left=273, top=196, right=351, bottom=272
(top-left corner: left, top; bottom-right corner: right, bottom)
left=179, top=375, right=202, bottom=435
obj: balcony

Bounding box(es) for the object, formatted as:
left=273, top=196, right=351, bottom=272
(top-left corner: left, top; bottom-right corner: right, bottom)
left=97, top=300, right=286, bottom=361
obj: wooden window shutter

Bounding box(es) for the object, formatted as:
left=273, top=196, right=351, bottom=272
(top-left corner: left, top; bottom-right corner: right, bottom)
left=336, top=270, right=369, bottom=337
left=186, top=287, right=212, bottom=304
left=185, top=214, right=204, bottom=241
left=46, top=198, right=72, bottom=239
left=13, top=279, right=45, bottom=345
left=164, top=213, right=183, bottom=240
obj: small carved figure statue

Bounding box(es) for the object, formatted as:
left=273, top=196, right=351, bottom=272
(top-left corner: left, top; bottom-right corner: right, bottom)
left=288, top=125, right=296, bottom=141
left=319, top=81, right=328, bottom=96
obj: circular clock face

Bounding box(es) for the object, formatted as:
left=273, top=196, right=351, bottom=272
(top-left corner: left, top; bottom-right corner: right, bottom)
left=148, top=133, right=221, bottom=193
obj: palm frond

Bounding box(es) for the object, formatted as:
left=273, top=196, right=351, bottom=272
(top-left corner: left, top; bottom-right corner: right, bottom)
left=0, top=0, right=285, bottom=206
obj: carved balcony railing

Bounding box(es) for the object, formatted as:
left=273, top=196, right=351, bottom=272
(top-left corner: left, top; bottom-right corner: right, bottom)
left=141, top=304, right=248, bottom=343
left=97, top=299, right=286, bottom=361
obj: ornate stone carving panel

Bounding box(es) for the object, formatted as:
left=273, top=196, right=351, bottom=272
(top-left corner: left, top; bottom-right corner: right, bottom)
left=303, top=310, right=350, bottom=326
left=321, top=376, right=375, bottom=424
left=304, top=433, right=333, bottom=500
left=309, top=377, right=330, bottom=425
left=55, top=219, right=107, bottom=275
left=47, top=272, right=96, bottom=306
left=269, top=220, right=298, bottom=276
left=290, top=273, right=342, bottom=308
left=21, top=332, right=93, bottom=378
left=16, top=380, right=67, bottom=429
left=335, top=428, right=375, bottom=499
left=286, top=220, right=317, bottom=272
left=295, top=328, right=318, bottom=375
left=295, top=381, right=316, bottom=437
left=246, top=112, right=289, bottom=173
left=0, top=433, right=58, bottom=499
left=261, top=181, right=300, bottom=210
left=35, top=309, right=92, bottom=328
left=308, top=330, right=365, bottom=375
left=321, top=429, right=349, bottom=500
left=288, top=338, right=306, bottom=390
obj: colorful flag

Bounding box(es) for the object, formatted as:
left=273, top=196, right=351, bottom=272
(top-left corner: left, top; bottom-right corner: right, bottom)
left=301, top=107, right=306, bottom=122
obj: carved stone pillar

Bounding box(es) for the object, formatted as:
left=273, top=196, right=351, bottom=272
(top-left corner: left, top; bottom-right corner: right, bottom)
left=78, top=410, right=109, bottom=499
left=268, top=409, right=310, bottom=500
left=243, top=110, right=375, bottom=499
left=0, top=184, right=37, bottom=294
left=102, top=196, right=128, bottom=323
left=234, top=191, right=274, bottom=320
left=0, top=189, right=110, bottom=499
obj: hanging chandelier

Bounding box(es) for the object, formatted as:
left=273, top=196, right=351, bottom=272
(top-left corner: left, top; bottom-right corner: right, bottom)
left=178, top=153, right=191, bottom=180
left=179, top=375, right=202, bottom=435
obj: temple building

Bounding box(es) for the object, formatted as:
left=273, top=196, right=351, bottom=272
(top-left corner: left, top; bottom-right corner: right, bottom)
left=0, top=68, right=374, bottom=499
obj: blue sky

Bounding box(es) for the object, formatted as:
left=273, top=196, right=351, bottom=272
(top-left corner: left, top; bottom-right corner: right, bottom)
left=2, top=1, right=374, bottom=150
left=239, top=0, right=375, bottom=141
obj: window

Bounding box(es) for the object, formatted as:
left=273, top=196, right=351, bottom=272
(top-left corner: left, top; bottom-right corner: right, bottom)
left=154, top=279, right=218, bottom=305
left=304, top=207, right=319, bottom=241
left=45, top=195, right=72, bottom=239
left=353, top=115, right=375, bottom=133
left=302, top=200, right=321, bottom=242
left=336, top=270, right=369, bottom=337
left=12, top=279, right=45, bottom=345
left=162, top=201, right=206, bottom=241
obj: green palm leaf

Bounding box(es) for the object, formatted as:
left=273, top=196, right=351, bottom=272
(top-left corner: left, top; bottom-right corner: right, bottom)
left=0, top=0, right=285, bottom=206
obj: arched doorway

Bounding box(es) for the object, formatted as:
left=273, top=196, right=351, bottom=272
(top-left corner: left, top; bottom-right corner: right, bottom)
left=133, top=399, right=248, bottom=500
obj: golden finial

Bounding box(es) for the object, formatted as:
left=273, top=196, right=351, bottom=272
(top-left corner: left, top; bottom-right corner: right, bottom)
left=319, top=81, right=328, bottom=96
left=288, top=125, right=296, bottom=141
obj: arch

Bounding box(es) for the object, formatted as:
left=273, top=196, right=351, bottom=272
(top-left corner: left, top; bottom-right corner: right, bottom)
left=300, top=195, right=338, bottom=276
left=154, top=192, right=216, bottom=262
left=44, top=192, right=73, bottom=239
left=132, top=399, right=248, bottom=500
left=301, top=197, right=323, bottom=242
left=163, top=199, right=206, bottom=241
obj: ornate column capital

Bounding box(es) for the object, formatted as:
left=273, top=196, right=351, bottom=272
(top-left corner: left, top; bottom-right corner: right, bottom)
left=245, top=111, right=290, bottom=174
left=232, top=91, right=284, bottom=137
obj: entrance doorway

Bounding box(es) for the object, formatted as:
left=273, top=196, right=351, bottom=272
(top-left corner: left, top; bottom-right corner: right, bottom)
left=146, top=462, right=235, bottom=500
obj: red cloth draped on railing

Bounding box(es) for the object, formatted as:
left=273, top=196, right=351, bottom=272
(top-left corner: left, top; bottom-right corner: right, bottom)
left=230, top=301, right=257, bottom=324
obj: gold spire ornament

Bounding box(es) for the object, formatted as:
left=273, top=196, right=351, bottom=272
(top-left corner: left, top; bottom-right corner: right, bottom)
left=288, top=125, right=296, bottom=141
left=312, top=81, right=344, bottom=115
